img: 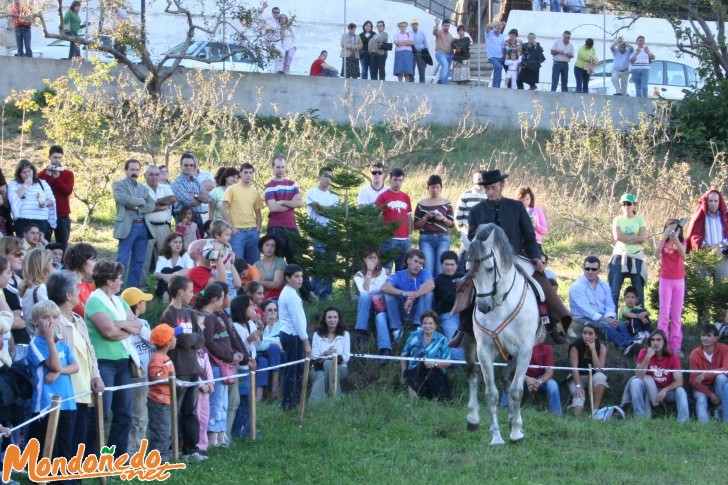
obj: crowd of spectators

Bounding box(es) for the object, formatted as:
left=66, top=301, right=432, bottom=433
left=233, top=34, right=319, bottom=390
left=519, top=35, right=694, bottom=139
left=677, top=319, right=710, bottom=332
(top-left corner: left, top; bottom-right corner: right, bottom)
left=0, top=147, right=726, bottom=478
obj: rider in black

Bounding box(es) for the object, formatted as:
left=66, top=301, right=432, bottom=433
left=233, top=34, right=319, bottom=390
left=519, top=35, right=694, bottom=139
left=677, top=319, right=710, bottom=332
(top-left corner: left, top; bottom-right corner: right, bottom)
left=448, top=169, right=571, bottom=347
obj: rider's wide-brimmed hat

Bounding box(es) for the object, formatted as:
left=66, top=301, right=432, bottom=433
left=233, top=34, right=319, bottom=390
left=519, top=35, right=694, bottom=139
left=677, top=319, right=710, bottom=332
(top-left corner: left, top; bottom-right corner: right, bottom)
left=478, top=169, right=509, bottom=185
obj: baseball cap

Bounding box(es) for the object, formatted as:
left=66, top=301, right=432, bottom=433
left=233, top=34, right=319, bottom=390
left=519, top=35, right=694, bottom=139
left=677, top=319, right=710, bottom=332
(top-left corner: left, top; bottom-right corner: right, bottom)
left=150, top=324, right=183, bottom=347
left=121, top=288, right=153, bottom=307
left=619, top=193, right=637, bottom=204
left=411, top=18, right=419, bottom=25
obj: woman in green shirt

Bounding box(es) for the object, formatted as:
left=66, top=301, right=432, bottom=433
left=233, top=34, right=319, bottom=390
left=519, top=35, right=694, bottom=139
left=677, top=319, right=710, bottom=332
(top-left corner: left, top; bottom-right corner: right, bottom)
left=574, top=38, right=597, bottom=93
left=608, top=193, right=648, bottom=308
left=63, top=1, right=90, bottom=59
left=84, top=259, right=141, bottom=456
left=208, top=167, right=239, bottom=222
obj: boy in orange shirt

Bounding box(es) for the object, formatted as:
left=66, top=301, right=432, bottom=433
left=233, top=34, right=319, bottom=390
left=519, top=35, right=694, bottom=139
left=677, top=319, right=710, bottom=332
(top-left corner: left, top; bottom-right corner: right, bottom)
left=147, top=324, right=181, bottom=461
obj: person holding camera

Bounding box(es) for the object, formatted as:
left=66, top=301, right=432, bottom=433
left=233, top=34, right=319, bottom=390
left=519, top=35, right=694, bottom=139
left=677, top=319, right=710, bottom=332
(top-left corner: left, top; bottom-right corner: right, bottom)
left=655, top=218, right=686, bottom=355
left=686, top=189, right=728, bottom=282
left=38, top=146, right=74, bottom=251
left=609, top=37, right=632, bottom=96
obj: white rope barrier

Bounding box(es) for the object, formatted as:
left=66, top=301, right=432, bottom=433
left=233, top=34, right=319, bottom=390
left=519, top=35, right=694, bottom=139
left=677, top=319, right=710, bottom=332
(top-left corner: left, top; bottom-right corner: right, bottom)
left=176, top=358, right=307, bottom=387
left=350, top=352, right=728, bottom=374
left=8, top=404, right=61, bottom=434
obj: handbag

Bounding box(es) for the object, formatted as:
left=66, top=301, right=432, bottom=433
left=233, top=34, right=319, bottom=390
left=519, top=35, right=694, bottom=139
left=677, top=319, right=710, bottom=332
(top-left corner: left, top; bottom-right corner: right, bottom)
left=371, top=296, right=386, bottom=313
left=130, top=361, right=145, bottom=380
left=209, top=352, right=236, bottom=385
left=381, top=42, right=393, bottom=51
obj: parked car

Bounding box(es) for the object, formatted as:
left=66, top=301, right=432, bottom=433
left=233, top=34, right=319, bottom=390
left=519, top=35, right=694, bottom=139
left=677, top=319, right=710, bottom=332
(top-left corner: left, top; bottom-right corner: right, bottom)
left=159, top=41, right=264, bottom=72
left=581, top=59, right=698, bottom=100
left=9, top=34, right=141, bottom=63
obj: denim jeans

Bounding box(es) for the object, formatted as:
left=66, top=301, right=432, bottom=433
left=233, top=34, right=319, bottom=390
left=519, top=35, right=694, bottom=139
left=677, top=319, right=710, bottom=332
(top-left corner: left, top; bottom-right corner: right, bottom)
left=384, top=292, right=434, bottom=335
left=371, top=54, right=387, bottom=80
left=607, top=255, right=645, bottom=307
left=15, top=26, right=32, bottom=57
left=436, top=51, right=453, bottom=83
left=360, top=52, right=372, bottom=80
left=380, top=238, right=411, bottom=272
left=68, top=32, right=81, bottom=59
left=208, top=365, right=228, bottom=433
left=597, top=320, right=633, bottom=347
left=439, top=312, right=463, bottom=362
left=97, top=358, right=132, bottom=456
left=231, top=393, right=252, bottom=438
left=419, top=233, right=451, bottom=277
left=550, top=0, right=562, bottom=11
left=54, top=215, right=71, bottom=251
left=355, top=294, right=389, bottom=350
left=629, top=377, right=689, bottom=423
left=632, top=68, right=650, bottom=97
left=311, top=240, right=333, bottom=300
left=489, top=56, right=505, bottom=88
left=694, top=375, right=728, bottom=423
left=500, top=379, right=562, bottom=415
left=551, top=62, right=569, bottom=91
left=255, top=344, right=282, bottom=388
left=230, top=227, right=260, bottom=265
left=280, top=331, right=305, bottom=410
left=116, top=221, right=149, bottom=288
left=574, top=65, right=590, bottom=93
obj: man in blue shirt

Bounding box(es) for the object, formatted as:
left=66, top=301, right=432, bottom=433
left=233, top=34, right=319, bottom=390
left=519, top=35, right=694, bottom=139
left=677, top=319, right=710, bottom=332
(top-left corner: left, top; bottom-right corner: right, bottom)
left=381, top=249, right=435, bottom=353
left=610, top=37, right=633, bottom=95
left=409, top=19, right=429, bottom=83
left=569, top=255, right=637, bottom=354
left=485, top=21, right=506, bottom=88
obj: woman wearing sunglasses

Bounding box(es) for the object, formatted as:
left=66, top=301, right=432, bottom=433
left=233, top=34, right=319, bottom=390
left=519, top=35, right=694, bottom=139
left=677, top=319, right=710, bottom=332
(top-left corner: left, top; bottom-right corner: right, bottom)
left=608, top=193, right=647, bottom=307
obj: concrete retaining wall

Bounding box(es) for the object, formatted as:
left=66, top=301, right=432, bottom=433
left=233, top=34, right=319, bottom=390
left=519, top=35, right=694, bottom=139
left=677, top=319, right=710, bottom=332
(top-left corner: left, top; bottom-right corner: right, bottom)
left=0, top=56, right=657, bottom=129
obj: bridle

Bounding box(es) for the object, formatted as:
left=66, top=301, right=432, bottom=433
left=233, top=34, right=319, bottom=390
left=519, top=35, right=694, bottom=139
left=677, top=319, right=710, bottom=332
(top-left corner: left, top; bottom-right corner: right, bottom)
left=470, top=249, right=517, bottom=309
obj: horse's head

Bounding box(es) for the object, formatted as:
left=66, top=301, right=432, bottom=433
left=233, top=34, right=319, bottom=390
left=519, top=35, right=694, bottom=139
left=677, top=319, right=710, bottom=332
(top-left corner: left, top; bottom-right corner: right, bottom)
left=467, top=223, right=514, bottom=314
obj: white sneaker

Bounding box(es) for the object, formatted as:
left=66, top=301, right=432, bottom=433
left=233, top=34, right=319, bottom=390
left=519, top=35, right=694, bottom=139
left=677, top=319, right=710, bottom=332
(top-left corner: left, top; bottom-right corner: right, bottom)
left=182, top=452, right=208, bottom=462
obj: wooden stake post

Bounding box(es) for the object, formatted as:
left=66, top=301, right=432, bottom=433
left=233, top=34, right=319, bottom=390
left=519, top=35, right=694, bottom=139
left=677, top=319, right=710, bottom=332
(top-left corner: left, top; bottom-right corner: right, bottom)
left=298, top=352, right=311, bottom=427
left=168, top=372, right=179, bottom=461
left=249, top=370, right=257, bottom=440
left=38, top=395, right=62, bottom=485
left=94, top=392, right=107, bottom=485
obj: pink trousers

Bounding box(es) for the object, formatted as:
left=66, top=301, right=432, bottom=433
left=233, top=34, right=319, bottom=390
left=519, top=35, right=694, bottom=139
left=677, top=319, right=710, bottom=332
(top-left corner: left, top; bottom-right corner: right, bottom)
left=196, top=391, right=210, bottom=451
left=657, top=277, right=684, bottom=351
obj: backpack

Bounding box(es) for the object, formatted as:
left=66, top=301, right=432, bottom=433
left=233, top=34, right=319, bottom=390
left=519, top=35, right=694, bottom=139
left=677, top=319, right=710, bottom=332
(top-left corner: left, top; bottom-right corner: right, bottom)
left=593, top=405, right=625, bottom=421
left=0, top=366, right=33, bottom=424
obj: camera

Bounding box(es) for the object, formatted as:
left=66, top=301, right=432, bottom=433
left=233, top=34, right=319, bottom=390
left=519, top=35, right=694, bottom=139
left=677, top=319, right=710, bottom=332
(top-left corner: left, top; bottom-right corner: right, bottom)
left=668, top=230, right=676, bottom=237
left=49, top=166, right=65, bottom=172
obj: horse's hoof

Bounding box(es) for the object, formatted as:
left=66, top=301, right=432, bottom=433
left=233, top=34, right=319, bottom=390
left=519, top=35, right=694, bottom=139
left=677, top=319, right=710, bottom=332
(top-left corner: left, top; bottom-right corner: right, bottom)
left=510, top=437, right=525, bottom=445
left=466, top=422, right=480, bottom=432
left=490, top=437, right=505, bottom=446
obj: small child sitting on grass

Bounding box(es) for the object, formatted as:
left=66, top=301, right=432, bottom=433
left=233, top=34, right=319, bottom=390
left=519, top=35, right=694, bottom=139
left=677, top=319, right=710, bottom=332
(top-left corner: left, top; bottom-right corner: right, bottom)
left=619, top=286, right=652, bottom=343
left=147, top=323, right=181, bottom=462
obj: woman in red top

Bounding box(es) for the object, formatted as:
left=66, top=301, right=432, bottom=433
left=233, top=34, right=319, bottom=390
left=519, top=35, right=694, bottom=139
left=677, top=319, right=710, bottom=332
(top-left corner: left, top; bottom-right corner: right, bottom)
left=655, top=219, right=686, bottom=354
left=63, top=243, right=97, bottom=316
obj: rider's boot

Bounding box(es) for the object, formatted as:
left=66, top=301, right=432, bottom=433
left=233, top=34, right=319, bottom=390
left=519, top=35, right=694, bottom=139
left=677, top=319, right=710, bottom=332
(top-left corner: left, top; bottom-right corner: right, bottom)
left=448, top=306, right=474, bottom=348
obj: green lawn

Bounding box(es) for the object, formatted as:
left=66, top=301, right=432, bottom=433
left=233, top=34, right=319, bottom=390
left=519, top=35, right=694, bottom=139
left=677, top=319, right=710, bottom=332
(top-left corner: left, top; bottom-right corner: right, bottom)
left=155, top=388, right=724, bottom=485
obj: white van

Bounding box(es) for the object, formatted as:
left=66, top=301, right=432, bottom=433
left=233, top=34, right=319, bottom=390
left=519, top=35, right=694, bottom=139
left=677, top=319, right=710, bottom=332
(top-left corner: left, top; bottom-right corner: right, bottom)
left=505, top=10, right=704, bottom=98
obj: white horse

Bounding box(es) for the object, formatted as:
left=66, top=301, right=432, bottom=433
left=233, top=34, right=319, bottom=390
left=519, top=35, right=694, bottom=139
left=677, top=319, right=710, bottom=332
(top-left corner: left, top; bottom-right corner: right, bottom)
left=465, top=224, right=541, bottom=445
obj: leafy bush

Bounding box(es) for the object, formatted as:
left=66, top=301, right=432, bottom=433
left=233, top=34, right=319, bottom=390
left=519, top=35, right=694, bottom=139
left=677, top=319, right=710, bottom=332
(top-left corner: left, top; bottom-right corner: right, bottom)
left=672, top=79, right=728, bottom=162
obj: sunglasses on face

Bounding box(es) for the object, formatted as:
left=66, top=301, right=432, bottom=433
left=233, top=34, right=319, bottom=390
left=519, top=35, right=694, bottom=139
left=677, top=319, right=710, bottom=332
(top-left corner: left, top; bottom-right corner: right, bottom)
left=622, top=202, right=633, bottom=206
left=583, top=267, right=599, bottom=272
left=371, top=170, right=383, bottom=175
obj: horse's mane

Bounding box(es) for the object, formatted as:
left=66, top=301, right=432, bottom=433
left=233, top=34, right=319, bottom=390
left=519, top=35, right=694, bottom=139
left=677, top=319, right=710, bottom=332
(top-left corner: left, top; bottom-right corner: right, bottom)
left=469, top=223, right=514, bottom=272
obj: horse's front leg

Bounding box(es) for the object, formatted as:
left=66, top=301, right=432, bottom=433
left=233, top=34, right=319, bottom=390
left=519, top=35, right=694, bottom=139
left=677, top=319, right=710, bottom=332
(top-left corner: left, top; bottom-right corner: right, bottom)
left=508, top=352, right=530, bottom=443
left=466, top=373, right=480, bottom=431
left=480, top=349, right=504, bottom=446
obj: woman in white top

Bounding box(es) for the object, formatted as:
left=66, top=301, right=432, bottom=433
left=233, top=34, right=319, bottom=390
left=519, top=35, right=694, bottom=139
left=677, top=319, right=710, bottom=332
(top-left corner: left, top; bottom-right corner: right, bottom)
left=19, top=248, right=53, bottom=337
left=630, top=35, right=654, bottom=98
left=7, top=160, right=56, bottom=241
left=309, top=307, right=351, bottom=403
left=278, top=264, right=310, bottom=411
left=353, top=249, right=389, bottom=352
left=154, top=233, right=194, bottom=301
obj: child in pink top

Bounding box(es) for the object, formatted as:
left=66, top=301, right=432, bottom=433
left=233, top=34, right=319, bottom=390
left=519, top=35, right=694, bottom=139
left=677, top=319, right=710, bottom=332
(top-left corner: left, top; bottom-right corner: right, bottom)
left=655, top=219, right=686, bottom=353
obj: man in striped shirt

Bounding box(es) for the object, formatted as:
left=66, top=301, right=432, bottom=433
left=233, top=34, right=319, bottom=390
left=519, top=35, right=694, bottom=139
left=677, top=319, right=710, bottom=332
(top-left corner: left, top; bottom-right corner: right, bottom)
left=454, top=170, right=486, bottom=271
left=264, top=155, right=312, bottom=299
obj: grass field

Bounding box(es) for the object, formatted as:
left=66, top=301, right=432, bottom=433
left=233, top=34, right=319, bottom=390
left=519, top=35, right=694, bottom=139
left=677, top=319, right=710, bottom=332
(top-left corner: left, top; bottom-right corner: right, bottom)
left=153, top=388, right=725, bottom=485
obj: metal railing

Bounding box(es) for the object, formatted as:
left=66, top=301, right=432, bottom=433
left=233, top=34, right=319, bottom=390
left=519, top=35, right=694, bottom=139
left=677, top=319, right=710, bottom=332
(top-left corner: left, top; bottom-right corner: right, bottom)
left=392, top=0, right=458, bottom=21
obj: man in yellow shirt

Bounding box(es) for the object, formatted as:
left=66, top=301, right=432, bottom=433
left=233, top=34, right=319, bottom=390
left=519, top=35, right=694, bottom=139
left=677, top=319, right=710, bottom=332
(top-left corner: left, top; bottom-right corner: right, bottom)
left=222, top=163, right=264, bottom=264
